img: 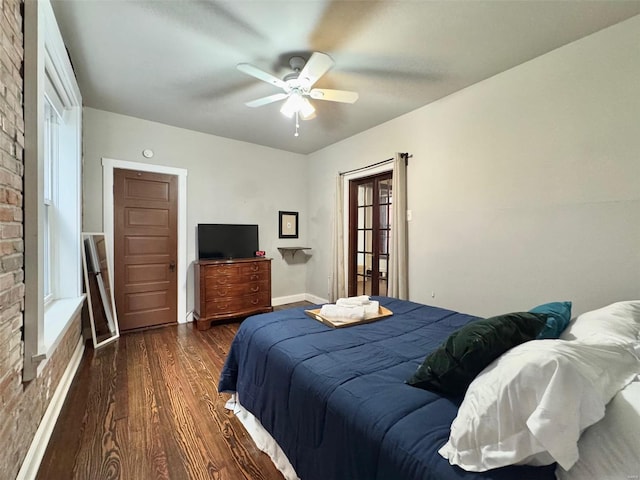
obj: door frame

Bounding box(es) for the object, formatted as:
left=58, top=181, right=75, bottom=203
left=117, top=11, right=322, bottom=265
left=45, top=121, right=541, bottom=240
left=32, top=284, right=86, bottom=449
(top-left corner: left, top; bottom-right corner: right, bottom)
left=341, top=163, right=392, bottom=292
left=102, top=158, right=189, bottom=323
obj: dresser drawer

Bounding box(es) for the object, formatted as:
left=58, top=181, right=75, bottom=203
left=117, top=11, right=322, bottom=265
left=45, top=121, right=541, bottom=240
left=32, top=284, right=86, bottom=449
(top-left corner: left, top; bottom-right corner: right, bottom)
left=204, top=292, right=270, bottom=316
left=239, top=261, right=269, bottom=275
left=240, top=270, right=270, bottom=283
left=205, top=267, right=269, bottom=286
left=203, top=264, right=238, bottom=278
left=204, top=297, right=245, bottom=315
left=205, top=280, right=269, bottom=301
left=205, top=273, right=244, bottom=288
left=242, top=292, right=271, bottom=309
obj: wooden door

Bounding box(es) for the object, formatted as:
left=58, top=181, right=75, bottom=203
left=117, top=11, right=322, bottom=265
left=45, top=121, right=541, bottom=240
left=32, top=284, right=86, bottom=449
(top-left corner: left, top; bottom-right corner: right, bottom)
left=114, top=168, right=178, bottom=330
left=348, top=172, right=392, bottom=296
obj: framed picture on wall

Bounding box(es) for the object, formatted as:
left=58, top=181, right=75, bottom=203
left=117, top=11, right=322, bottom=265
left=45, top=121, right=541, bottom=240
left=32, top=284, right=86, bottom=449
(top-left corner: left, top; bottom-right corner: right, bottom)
left=279, top=211, right=298, bottom=238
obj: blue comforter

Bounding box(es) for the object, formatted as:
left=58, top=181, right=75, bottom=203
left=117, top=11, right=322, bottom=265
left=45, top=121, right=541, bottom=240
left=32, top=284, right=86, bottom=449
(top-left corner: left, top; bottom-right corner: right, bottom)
left=218, top=297, right=555, bottom=480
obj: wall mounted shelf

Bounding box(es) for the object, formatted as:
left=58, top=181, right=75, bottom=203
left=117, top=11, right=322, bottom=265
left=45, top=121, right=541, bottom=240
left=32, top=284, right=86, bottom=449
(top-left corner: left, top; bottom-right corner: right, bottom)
left=277, top=247, right=312, bottom=259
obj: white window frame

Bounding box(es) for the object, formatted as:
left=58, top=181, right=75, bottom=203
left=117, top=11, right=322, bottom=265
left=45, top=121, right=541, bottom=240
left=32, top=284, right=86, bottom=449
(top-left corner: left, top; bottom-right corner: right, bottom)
left=43, top=99, right=59, bottom=304
left=24, top=0, right=84, bottom=381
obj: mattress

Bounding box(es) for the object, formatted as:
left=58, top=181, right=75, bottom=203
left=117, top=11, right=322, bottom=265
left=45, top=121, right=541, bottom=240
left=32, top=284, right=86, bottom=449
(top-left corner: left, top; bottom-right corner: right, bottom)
left=218, top=297, right=555, bottom=480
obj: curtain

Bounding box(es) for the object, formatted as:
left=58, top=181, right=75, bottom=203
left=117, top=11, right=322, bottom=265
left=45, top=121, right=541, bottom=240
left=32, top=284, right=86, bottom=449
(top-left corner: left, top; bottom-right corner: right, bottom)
left=330, top=174, right=346, bottom=302
left=388, top=153, right=408, bottom=299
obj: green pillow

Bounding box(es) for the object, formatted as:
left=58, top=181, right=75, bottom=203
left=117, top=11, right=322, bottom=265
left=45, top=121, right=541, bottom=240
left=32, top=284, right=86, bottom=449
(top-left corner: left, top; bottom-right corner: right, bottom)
left=407, top=312, right=547, bottom=396
left=530, top=301, right=572, bottom=339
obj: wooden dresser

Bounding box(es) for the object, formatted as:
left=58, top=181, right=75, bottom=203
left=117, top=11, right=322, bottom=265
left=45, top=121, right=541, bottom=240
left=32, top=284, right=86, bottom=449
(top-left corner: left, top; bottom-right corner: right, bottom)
left=194, top=257, right=273, bottom=330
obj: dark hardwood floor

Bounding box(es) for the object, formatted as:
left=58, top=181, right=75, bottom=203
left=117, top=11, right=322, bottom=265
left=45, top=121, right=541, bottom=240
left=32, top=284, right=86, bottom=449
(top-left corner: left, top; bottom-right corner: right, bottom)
left=37, top=302, right=313, bottom=480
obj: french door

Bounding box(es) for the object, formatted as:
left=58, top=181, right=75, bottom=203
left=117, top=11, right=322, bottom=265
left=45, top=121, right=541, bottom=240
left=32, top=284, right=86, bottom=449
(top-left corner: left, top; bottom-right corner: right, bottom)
left=348, top=172, right=392, bottom=296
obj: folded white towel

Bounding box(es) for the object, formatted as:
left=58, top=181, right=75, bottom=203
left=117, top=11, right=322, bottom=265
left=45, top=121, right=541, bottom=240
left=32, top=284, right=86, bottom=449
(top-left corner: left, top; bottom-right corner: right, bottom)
left=336, top=295, right=371, bottom=307
left=363, top=300, right=380, bottom=317
left=319, top=304, right=365, bottom=320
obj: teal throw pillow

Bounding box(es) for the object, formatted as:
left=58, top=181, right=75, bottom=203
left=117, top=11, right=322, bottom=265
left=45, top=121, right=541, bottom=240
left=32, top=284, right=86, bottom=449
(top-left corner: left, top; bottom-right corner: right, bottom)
left=406, top=312, right=547, bottom=396
left=530, top=301, right=572, bottom=339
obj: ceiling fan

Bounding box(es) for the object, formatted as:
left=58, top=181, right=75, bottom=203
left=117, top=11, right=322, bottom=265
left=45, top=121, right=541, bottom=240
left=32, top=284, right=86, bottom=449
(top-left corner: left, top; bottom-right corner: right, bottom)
left=237, top=52, right=359, bottom=136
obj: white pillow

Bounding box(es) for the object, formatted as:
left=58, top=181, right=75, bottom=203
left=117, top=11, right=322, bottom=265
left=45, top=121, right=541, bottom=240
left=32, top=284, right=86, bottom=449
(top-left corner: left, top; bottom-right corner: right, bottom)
left=555, top=379, right=640, bottom=480
left=560, top=300, right=640, bottom=345
left=438, top=340, right=640, bottom=472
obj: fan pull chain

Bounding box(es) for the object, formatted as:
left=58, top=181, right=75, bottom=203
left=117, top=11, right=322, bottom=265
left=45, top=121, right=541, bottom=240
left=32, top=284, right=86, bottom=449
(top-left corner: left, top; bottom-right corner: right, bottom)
left=294, top=111, right=300, bottom=137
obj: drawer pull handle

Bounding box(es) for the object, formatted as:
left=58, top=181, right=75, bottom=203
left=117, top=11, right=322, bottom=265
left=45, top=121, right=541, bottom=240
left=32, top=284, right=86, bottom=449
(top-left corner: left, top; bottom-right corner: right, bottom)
left=250, top=274, right=259, bottom=281
left=251, top=298, right=259, bottom=305
left=218, top=289, right=228, bottom=296
left=216, top=278, right=228, bottom=285
left=251, top=264, right=259, bottom=271
left=250, top=285, right=259, bottom=293
left=217, top=303, right=229, bottom=311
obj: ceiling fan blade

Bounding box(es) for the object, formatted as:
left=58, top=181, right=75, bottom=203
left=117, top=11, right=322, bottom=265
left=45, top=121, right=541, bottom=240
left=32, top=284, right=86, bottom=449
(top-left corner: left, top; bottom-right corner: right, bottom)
left=309, top=88, right=359, bottom=104
left=298, top=52, right=334, bottom=88
left=237, top=63, right=287, bottom=89
left=245, top=93, right=289, bottom=108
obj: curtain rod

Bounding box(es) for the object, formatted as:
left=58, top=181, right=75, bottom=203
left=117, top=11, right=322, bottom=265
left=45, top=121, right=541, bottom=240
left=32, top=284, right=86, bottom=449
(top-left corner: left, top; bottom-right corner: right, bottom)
left=339, top=152, right=412, bottom=176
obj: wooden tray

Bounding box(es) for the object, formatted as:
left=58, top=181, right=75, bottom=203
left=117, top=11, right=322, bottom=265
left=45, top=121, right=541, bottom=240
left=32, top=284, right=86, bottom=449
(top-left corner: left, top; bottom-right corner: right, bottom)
left=304, top=306, right=393, bottom=328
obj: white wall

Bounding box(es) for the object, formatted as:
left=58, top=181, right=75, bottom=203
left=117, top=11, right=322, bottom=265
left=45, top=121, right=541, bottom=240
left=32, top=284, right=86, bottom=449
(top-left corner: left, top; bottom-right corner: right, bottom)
left=306, top=15, right=640, bottom=317
left=82, top=108, right=308, bottom=314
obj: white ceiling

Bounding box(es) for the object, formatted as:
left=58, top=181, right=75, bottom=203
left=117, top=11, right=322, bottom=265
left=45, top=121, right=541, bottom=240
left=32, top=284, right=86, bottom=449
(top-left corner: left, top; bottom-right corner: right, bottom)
left=51, top=1, right=640, bottom=155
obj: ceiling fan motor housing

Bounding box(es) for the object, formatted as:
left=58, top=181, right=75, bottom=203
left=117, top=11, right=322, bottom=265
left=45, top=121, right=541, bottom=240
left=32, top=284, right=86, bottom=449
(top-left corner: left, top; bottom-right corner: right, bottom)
left=288, top=56, right=306, bottom=72
left=283, top=57, right=308, bottom=93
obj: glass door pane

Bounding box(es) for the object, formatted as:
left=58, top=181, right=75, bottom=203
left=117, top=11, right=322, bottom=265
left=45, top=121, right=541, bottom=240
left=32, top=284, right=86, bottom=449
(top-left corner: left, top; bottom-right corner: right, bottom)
left=348, top=172, right=392, bottom=297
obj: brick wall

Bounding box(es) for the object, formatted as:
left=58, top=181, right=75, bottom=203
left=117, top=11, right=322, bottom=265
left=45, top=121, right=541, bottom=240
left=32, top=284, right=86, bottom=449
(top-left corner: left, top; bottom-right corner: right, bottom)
left=0, top=1, right=82, bottom=478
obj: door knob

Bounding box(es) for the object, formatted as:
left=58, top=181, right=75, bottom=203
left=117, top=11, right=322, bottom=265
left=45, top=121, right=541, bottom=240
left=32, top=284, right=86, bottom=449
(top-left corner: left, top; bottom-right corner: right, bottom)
left=169, top=261, right=176, bottom=272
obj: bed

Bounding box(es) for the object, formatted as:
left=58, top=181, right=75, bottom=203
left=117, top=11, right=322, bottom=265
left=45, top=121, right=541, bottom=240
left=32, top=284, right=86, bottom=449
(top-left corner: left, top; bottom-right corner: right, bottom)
left=218, top=297, right=559, bottom=480
left=220, top=296, right=640, bottom=479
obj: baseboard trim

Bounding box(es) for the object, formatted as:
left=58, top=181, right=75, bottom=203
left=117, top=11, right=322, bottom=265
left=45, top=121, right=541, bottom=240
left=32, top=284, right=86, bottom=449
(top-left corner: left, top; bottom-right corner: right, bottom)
left=271, top=293, right=329, bottom=307
left=304, top=293, right=328, bottom=305
left=272, top=293, right=307, bottom=306
left=17, top=337, right=85, bottom=480
left=272, top=293, right=329, bottom=306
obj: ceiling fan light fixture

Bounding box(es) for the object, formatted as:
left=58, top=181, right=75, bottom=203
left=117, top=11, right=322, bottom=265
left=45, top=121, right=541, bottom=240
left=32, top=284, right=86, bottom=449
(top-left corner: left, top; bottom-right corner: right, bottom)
left=280, top=92, right=302, bottom=118
left=280, top=92, right=315, bottom=119
left=299, top=97, right=315, bottom=119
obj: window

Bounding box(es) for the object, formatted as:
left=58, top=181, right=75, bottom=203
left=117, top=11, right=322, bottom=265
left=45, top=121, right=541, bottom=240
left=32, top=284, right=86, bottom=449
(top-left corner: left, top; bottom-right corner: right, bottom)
left=23, top=0, right=83, bottom=381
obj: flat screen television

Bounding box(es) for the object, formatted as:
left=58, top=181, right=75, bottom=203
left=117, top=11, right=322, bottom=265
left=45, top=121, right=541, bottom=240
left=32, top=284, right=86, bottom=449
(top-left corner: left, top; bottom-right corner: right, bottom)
left=197, top=223, right=259, bottom=260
